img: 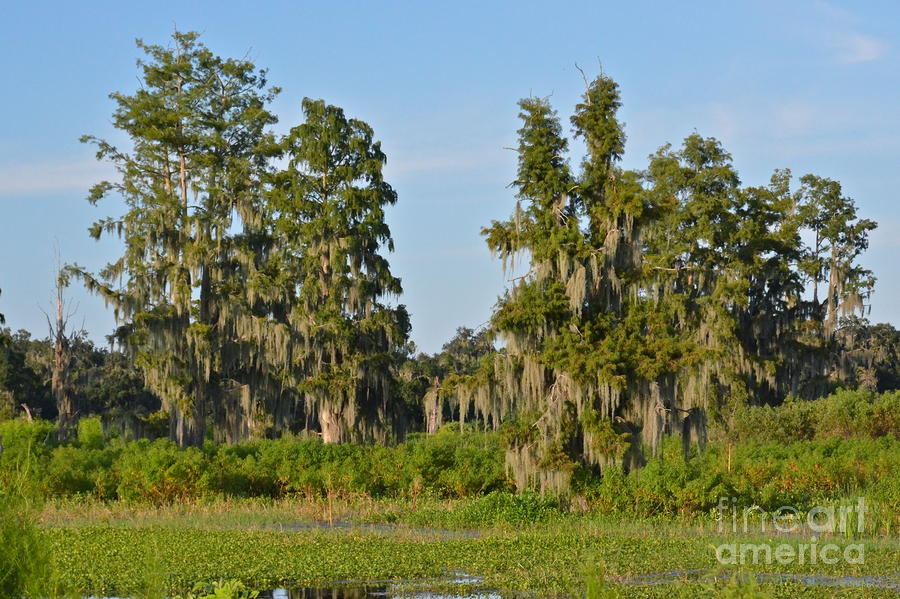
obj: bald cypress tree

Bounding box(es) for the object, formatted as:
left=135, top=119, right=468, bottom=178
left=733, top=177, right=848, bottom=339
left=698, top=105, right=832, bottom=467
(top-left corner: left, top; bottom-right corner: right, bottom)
left=796, top=175, right=877, bottom=338
left=73, top=31, right=279, bottom=446
left=465, top=73, right=879, bottom=493
left=268, top=98, right=410, bottom=443
left=475, top=77, right=690, bottom=492
left=642, top=139, right=825, bottom=419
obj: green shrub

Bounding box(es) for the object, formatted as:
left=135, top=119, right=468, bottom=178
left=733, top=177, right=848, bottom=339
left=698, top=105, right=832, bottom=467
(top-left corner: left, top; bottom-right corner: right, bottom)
left=174, top=579, right=259, bottom=599
left=0, top=419, right=55, bottom=466
left=115, top=440, right=210, bottom=503
left=451, top=490, right=562, bottom=526
left=77, top=417, right=105, bottom=450
left=403, top=429, right=509, bottom=497
left=1, top=393, right=894, bottom=516
left=0, top=495, right=46, bottom=598
left=45, top=445, right=120, bottom=498
left=408, top=491, right=562, bottom=528
left=727, top=388, right=899, bottom=444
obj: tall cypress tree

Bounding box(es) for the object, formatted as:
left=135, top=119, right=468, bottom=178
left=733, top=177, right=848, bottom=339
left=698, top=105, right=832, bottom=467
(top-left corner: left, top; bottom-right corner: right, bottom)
left=268, top=98, right=410, bottom=443
left=466, top=74, right=880, bottom=492
left=73, top=31, right=278, bottom=446
left=796, top=175, right=877, bottom=337
left=476, top=77, right=686, bottom=492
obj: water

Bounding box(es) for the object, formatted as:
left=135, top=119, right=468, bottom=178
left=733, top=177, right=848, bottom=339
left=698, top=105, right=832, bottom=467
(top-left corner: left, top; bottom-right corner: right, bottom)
left=260, top=573, right=501, bottom=599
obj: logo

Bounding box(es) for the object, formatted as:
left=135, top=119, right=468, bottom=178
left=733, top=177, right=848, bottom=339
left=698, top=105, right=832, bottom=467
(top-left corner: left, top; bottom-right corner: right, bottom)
left=713, top=497, right=868, bottom=565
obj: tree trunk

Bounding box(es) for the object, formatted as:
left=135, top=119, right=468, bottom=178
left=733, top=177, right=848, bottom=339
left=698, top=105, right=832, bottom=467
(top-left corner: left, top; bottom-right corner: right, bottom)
left=319, top=403, right=345, bottom=444
left=53, top=343, right=74, bottom=441
left=53, top=269, right=74, bottom=442
left=826, top=246, right=839, bottom=337
left=425, top=381, right=441, bottom=434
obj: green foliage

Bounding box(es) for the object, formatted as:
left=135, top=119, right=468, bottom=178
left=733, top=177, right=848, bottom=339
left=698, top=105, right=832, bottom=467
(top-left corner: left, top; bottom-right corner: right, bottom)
left=115, top=440, right=210, bottom=503
left=5, top=410, right=896, bottom=534
left=468, top=70, right=881, bottom=494
left=727, top=389, right=900, bottom=444
left=419, top=491, right=562, bottom=528
left=75, top=30, right=281, bottom=447
left=0, top=489, right=47, bottom=599
left=0, top=326, right=161, bottom=430
left=77, top=417, right=105, bottom=449
left=0, top=328, right=53, bottom=421
left=398, top=327, right=497, bottom=432
left=44, top=444, right=119, bottom=499
left=835, top=318, right=900, bottom=392
left=583, top=435, right=898, bottom=518
left=402, top=428, right=508, bottom=497
left=796, top=175, right=877, bottom=336
left=0, top=419, right=55, bottom=468
left=0, top=443, right=58, bottom=599
left=3, top=427, right=508, bottom=504
left=267, top=96, right=410, bottom=444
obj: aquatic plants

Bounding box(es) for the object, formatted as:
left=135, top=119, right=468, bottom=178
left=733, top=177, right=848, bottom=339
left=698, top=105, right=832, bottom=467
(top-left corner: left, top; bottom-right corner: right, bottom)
left=43, top=520, right=900, bottom=598
left=174, top=580, right=259, bottom=599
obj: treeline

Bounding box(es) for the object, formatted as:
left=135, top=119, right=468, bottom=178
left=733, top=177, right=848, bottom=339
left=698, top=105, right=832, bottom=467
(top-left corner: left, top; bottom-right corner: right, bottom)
left=0, top=329, right=163, bottom=434
left=4, top=320, right=898, bottom=442
left=1, top=31, right=898, bottom=492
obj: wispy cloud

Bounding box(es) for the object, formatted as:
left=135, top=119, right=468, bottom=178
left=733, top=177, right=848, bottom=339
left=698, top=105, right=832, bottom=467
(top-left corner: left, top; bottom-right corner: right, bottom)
left=0, top=159, right=114, bottom=198
left=833, top=33, right=887, bottom=64
left=814, top=1, right=888, bottom=64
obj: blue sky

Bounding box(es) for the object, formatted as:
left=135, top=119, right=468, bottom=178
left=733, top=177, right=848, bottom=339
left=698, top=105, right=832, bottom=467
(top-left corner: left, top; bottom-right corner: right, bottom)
left=1, top=0, right=898, bottom=353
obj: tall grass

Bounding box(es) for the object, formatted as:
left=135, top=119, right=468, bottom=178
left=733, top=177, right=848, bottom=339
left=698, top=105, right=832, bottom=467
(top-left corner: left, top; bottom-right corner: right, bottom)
left=0, top=438, right=58, bottom=598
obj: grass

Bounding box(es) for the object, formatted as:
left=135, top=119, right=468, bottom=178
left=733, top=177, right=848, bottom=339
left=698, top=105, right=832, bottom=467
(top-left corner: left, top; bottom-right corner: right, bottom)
left=0, top=445, right=66, bottom=599
left=39, top=492, right=566, bottom=531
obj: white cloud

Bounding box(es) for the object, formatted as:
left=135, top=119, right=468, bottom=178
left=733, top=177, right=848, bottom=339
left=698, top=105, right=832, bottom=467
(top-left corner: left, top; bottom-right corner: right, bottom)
left=834, top=32, right=887, bottom=64
left=813, top=1, right=888, bottom=64
left=0, top=159, right=114, bottom=198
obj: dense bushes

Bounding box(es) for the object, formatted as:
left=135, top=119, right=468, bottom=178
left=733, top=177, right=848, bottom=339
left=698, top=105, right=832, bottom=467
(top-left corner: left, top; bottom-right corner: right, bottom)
left=408, top=490, right=563, bottom=527
left=585, top=436, right=899, bottom=518
left=0, top=423, right=510, bottom=503
left=581, top=389, right=898, bottom=517
left=0, top=390, right=896, bottom=520
left=0, top=441, right=55, bottom=598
